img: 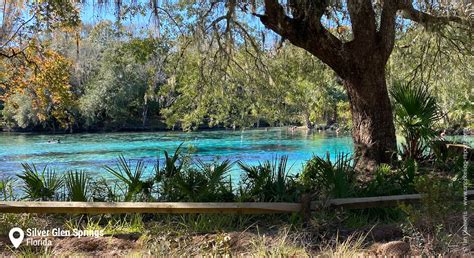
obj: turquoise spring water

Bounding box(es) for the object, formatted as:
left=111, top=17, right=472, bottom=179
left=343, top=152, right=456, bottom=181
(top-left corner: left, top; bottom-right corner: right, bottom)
left=1, top=128, right=471, bottom=180
left=0, top=128, right=353, bottom=179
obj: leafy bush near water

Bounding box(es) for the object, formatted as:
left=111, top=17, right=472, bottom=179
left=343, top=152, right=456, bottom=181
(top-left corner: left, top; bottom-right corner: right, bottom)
left=237, top=156, right=301, bottom=202
left=4, top=146, right=470, bottom=203
left=300, top=152, right=355, bottom=198
left=17, top=164, right=64, bottom=201
left=390, top=82, right=442, bottom=161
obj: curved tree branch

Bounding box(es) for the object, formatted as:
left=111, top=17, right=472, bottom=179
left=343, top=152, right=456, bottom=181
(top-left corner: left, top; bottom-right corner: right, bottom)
left=256, top=0, right=348, bottom=76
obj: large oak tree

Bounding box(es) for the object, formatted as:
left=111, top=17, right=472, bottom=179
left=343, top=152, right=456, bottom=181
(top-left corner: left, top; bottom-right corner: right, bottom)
left=2, top=0, right=471, bottom=171
left=253, top=0, right=471, bottom=171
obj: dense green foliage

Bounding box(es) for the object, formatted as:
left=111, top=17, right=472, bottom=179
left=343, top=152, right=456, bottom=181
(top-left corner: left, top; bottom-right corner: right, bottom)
left=1, top=22, right=470, bottom=133
left=238, top=156, right=300, bottom=202
left=0, top=21, right=348, bottom=132
left=388, top=27, right=473, bottom=130
left=104, top=156, right=154, bottom=201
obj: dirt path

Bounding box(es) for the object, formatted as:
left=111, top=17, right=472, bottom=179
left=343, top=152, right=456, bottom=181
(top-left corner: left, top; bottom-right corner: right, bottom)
left=0, top=234, right=140, bottom=256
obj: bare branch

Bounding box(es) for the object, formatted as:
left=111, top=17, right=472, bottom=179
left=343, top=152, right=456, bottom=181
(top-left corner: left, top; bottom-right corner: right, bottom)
left=1, top=14, right=36, bottom=48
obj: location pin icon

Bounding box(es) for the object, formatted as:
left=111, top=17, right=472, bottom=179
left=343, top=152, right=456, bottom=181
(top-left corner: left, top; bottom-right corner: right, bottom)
left=9, top=227, right=24, bottom=249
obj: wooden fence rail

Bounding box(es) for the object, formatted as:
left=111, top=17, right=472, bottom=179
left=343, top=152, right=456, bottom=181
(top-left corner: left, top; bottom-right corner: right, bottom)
left=1, top=190, right=472, bottom=214
left=0, top=202, right=301, bottom=214
left=317, top=190, right=474, bottom=209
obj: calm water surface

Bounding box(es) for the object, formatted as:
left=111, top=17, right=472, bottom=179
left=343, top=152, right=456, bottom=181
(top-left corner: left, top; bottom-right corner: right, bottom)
left=0, top=128, right=353, bottom=178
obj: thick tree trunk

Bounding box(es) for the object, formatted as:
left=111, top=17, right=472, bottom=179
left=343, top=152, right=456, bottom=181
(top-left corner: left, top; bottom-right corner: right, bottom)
left=258, top=0, right=404, bottom=172
left=344, top=66, right=397, bottom=172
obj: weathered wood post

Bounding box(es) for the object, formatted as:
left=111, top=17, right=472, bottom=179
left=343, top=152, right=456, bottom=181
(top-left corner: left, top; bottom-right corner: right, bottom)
left=300, top=193, right=312, bottom=225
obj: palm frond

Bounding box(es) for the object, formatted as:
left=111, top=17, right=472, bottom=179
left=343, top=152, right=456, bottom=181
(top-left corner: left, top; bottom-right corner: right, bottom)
left=18, top=163, right=63, bottom=201
left=391, top=82, right=442, bottom=159
left=65, top=170, right=90, bottom=201
left=105, top=155, right=148, bottom=201
left=301, top=152, right=355, bottom=198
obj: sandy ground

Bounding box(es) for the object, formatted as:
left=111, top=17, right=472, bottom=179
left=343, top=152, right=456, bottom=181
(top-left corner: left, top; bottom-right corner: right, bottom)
left=0, top=217, right=471, bottom=256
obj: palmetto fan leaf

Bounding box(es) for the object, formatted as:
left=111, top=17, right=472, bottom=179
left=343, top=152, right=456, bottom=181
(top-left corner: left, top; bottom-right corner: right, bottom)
left=300, top=152, right=355, bottom=198
left=65, top=170, right=90, bottom=201
left=162, top=143, right=184, bottom=177
left=105, top=155, right=146, bottom=201
left=18, top=163, right=63, bottom=201
left=390, top=82, right=442, bottom=160
left=172, top=158, right=234, bottom=202
left=391, top=82, right=441, bottom=138
left=197, top=158, right=234, bottom=187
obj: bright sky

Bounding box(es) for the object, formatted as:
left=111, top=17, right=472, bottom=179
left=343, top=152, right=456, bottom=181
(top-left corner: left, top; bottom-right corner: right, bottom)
left=80, top=1, right=156, bottom=30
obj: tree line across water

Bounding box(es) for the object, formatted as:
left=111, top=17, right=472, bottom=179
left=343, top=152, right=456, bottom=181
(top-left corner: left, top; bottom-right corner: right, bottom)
left=0, top=20, right=470, bottom=133
left=0, top=21, right=347, bottom=132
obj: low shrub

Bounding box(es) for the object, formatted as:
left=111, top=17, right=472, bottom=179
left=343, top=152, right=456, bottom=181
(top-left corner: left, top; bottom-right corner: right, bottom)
left=399, top=175, right=465, bottom=254
left=362, top=164, right=404, bottom=196
left=0, top=177, right=15, bottom=201
left=171, top=159, right=235, bottom=202
left=105, top=156, right=155, bottom=201
left=300, top=152, right=355, bottom=198
left=64, top=170, right=90, bottom=201
left=238, top=155, right=301, bottom=202
left=390, top=82, right=442, bottom=161
left=17, top=163, right=63, bottom=201
left=90, top=177, right=121, bottom=202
